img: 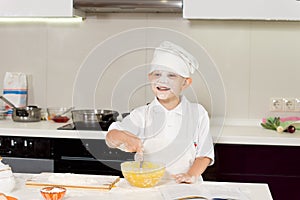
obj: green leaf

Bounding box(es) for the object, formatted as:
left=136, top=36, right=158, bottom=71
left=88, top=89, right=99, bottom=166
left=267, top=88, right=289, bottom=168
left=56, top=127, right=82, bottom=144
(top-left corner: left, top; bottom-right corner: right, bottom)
left=261, top=122, right=276, bottom=130
left=267, top=118, right=274, bottom=125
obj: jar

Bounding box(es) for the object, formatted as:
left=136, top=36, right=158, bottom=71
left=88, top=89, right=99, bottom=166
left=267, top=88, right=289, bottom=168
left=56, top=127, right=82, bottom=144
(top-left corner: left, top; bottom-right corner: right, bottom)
left=0, top=169, right=15, bottom=193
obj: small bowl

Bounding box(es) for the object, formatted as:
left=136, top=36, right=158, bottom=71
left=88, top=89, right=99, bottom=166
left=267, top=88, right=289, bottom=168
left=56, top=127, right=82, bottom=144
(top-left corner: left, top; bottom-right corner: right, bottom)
left=40, top=186, right=66, bottom=200
left=52, top=116, right=70, bottom=123
left=121, top=161, right=165, bottom=188
left=47, top=107, right=71, bottom=123
left=0, top=193, right=17, bottom=200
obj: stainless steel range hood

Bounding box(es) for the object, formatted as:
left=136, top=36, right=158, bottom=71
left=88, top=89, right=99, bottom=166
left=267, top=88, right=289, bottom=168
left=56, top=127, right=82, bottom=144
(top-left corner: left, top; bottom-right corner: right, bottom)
left=73, top=0, right=183, bottom=13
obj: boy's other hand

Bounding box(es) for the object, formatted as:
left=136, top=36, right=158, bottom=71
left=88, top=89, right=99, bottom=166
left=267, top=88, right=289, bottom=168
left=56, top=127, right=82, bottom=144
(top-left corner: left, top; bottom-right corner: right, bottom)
left=172, top=173, right=197, bottom=184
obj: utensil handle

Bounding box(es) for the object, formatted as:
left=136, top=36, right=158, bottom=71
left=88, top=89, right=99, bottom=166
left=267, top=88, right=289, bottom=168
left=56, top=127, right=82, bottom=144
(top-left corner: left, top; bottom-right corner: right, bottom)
left=0, top=95, right=17, bottom=108
left=134, top=152, right=144, bottom=162
left=57, top=107, right=74, bottom=116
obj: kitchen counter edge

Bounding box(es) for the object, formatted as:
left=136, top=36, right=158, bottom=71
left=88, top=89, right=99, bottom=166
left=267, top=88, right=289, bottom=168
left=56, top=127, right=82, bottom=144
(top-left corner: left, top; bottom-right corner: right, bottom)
left=1, top=119, right=300, bottom=146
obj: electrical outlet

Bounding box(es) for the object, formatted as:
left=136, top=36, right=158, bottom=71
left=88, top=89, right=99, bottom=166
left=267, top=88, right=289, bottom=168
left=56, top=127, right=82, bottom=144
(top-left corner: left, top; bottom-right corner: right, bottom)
left=270, top=98, right=284, bottom=112
left=295, top=98, right=300, bottom=112
left=283, top=98, right=296, bottom=112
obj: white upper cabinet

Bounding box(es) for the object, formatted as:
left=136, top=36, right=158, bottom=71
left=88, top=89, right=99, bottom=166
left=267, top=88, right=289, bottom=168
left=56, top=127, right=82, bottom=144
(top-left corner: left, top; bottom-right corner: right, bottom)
left=183, top=0, right=300, bottom=21
left=0, top=0, right=73, bottom=17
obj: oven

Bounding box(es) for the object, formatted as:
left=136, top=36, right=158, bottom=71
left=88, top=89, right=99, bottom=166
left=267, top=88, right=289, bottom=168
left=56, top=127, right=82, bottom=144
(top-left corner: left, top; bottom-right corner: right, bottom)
left=53, top=138, right=134, bottom=176
left=55, top=121, right=134, bottom=176
left=0, top=136, right=54, bottom=173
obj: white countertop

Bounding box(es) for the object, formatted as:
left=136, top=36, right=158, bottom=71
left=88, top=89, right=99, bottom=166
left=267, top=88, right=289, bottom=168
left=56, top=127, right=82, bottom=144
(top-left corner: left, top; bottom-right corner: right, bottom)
left=0, top=119, right=106, bottom=139
left=214, top=125, right=300, bottom=146
left=1, top=119, right=300, bottom=146
left=7, top=173, right=273, bottom=200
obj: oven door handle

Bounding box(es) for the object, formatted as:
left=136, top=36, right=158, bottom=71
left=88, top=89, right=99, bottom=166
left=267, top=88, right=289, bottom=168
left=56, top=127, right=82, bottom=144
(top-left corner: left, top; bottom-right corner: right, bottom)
left=60, top=156, right=124, bottom=163
left=60, top=156, right=97, bottom=161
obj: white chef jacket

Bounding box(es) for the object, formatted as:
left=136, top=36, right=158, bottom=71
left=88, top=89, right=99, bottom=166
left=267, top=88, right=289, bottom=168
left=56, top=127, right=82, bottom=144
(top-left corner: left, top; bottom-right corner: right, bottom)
left=108, top=95, right=214, bottom=179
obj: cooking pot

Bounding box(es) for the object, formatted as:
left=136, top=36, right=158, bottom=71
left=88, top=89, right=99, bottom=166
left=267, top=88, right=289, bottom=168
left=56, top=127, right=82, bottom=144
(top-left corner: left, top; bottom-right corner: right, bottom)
left=0, top=96, right=41, bottom=122
left=71, top=109, right=119, bottom=131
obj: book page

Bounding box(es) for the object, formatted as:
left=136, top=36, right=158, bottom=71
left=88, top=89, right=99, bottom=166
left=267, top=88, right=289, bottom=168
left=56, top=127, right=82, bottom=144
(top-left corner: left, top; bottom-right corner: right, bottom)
left=159, top=184, right=249, bottom=200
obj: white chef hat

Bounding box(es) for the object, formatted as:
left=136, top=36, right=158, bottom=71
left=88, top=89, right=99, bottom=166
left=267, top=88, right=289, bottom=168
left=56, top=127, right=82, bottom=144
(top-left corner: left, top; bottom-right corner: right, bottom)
left=149, top=41, right=199, bottom=78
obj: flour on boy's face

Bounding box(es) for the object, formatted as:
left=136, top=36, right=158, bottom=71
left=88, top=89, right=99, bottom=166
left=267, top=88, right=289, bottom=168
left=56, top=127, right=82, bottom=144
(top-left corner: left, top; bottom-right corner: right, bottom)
left=155, top=83, right=172, bottom=100
left=149, top=70, right=185, bottom=100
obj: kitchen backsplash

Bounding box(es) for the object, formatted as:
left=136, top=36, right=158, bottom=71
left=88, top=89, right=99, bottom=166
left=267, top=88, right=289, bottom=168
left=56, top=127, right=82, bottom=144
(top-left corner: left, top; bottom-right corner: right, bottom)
left=0, top=13, right=300, bottom=122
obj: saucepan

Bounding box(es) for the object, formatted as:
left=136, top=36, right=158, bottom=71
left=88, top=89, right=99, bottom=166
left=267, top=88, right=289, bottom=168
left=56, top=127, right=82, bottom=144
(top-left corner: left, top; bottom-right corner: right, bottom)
left=0, top=96, right=41, bottom=122
left=71, top=109, right=119, bottom=131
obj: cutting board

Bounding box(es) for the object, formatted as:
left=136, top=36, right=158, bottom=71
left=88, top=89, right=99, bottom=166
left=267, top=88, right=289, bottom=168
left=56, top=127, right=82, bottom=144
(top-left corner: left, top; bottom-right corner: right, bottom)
left=26, top=173, right=120, bottom=191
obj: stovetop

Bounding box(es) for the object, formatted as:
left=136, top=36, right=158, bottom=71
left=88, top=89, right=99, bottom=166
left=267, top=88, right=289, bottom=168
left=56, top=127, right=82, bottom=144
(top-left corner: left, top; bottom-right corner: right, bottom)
left=57, top=123, right=109, bottom=131
left=57, top=123, right=76, bottom=130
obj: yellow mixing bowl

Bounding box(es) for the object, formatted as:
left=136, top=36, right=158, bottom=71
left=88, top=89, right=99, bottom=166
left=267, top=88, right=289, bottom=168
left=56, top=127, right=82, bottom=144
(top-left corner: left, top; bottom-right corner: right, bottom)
left=121, top=161, right=165, bottom=188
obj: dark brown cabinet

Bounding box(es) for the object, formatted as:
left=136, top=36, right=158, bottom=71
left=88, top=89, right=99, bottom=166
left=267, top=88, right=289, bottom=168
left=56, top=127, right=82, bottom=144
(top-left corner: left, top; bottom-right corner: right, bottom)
left=203, top=144, right=300, bottom=200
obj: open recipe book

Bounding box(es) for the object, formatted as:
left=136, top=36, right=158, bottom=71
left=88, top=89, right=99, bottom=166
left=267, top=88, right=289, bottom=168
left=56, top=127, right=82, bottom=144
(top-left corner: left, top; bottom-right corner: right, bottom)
left=159, top=183, right=250, bottom=200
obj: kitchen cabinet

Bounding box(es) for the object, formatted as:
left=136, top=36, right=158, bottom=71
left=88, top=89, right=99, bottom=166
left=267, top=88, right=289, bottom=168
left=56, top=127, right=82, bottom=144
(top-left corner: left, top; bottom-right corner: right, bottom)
left=0, top=136, right=55, bottom=173
left=0, top=0, right=74, bottom=17
left=0, top=135, right=134, bottom=176
left=183, top=0, right=300, bottom=21
left=53, top=138, right=134, bottom=176
left=203, top=144, right=300, bottom=200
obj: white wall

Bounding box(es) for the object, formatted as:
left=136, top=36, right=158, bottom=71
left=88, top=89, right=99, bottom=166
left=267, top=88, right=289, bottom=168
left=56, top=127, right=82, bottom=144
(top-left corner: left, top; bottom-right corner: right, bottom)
left=0, top=13, right=299, bottom=123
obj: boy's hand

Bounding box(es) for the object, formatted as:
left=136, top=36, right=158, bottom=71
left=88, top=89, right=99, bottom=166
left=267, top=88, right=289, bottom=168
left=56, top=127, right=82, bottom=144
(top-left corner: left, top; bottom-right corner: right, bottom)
left=118, top=131, right=143, bottom=153
left=172, top=173, right=197, bottom=184
left=106, top=130, right=143, bottom=153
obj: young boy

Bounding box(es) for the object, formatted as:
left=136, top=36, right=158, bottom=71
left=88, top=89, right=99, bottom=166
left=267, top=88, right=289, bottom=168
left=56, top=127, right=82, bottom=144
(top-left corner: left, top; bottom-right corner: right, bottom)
left=106, top=41, right=214, bottom=183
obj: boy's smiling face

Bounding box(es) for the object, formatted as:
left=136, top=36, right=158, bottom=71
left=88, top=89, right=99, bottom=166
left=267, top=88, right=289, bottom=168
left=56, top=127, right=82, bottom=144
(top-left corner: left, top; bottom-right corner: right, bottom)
left=148, top=70, right=191, bottom=100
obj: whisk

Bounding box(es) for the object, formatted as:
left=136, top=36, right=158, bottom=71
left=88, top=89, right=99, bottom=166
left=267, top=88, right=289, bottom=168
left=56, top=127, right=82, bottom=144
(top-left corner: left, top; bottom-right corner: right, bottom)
left=134, top=105, right=149, bottom=169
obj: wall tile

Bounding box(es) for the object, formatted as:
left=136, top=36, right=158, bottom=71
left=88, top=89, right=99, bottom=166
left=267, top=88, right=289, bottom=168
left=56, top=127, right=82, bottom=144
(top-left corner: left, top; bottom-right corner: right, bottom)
left=1, top=15, right=300, bottom=122
left=0, top=23, right=47, bottom=107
